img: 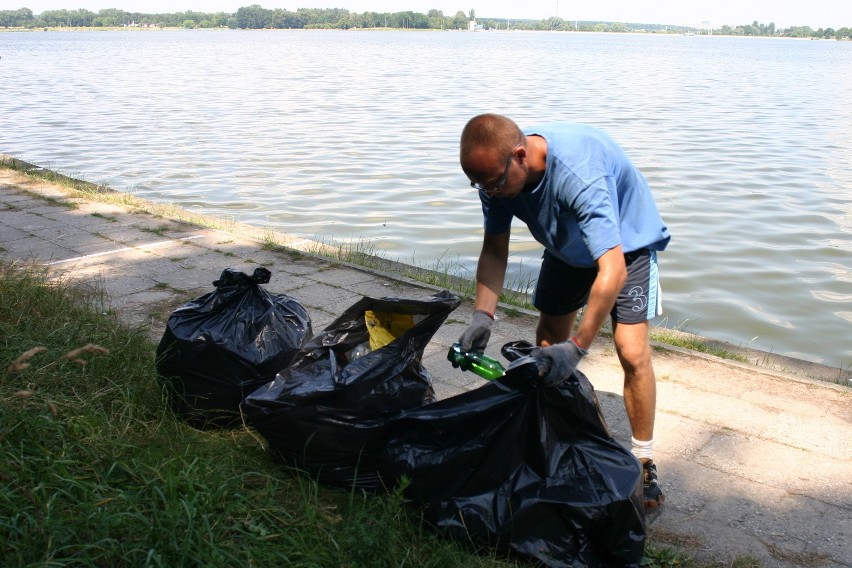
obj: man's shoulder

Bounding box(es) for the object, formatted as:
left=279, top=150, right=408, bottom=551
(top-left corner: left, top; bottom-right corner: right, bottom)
left=526, top=122, right=601, bottom=135
left=527, top=123, right=613, bottom=152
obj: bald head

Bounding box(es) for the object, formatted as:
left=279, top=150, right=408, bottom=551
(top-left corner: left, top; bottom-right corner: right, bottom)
left=460, top=114, right=525, bottom=179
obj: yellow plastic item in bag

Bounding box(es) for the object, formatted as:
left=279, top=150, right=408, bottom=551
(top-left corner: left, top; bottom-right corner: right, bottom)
left=364, top=310, right=416, bottom=351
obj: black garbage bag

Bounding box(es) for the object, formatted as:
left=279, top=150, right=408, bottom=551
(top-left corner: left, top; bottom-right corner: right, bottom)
left=156, top=267, right=312, bottom=428
left=381, top=341, right=646, bottom=568
left=241, top=290, right=461, bottom=491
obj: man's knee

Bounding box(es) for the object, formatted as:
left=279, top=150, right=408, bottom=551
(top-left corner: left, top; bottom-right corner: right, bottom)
left=614, top=324, right=653, bottom=374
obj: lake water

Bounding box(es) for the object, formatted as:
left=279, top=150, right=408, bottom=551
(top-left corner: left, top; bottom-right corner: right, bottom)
left=1, top=29, right=850, bottom=368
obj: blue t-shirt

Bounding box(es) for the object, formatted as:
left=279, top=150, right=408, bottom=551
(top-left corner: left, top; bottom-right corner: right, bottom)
left=481, top=123, right=670, bottom=267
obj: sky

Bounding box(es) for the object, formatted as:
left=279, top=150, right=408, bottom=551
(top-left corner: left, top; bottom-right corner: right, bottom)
left=10, top=0, right=851, bottom=29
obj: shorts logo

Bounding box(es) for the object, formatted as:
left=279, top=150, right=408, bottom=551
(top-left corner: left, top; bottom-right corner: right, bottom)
left=628, top=286, right=647, bottom=312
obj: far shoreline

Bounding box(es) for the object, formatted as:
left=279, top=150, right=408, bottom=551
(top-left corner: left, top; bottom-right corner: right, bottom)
left=1, top=26, right=847, bottom=41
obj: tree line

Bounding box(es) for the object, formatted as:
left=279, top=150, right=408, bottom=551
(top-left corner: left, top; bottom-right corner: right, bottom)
left=1, top=6, right=849, bottom=39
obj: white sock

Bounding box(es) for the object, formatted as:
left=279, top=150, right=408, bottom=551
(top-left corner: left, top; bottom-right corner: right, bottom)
left=631, top=437, right=654, bottom=461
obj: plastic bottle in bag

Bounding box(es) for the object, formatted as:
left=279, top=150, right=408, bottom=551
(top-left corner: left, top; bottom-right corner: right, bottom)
left=346, top=342, right=371, bottom=363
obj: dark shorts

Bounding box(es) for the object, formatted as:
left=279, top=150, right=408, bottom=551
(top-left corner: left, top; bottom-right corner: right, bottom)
left=532, top=249, right=662, bottom=323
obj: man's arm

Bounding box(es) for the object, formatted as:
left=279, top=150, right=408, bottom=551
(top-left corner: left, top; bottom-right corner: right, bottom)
left=474, top=230, right=510, bottom=315
left=574, top=245, right=627, bottom=349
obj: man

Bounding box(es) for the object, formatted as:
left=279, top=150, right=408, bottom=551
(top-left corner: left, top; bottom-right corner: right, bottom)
left=458, top=113, right=670, bottom=509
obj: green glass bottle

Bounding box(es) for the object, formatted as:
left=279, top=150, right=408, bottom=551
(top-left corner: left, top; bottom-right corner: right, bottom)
left=447, top=342, right=506, bottom=380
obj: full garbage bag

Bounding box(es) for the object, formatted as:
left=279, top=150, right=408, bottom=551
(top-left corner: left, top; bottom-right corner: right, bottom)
left=381, top=341, right=646, bottom=568
left=241, top=290, right=461, bottom=491
left=156, top=267, right=312, bottom=428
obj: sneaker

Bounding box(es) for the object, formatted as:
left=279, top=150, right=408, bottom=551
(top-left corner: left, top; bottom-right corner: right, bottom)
left=640, top=458, right=665, bottom=509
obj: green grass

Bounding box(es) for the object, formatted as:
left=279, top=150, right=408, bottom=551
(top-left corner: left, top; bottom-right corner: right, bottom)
left=650, top=325, right=748, bottom=363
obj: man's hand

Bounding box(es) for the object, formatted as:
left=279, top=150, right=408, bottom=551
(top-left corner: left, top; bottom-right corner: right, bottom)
left=537, top=338, right=587, bottom=386
left=458, top=310, right=494, bottom=352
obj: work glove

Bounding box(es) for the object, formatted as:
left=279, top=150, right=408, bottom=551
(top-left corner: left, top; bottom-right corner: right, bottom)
left=536, top=338, right=587, bottom=386
left=458, top=309, right=494, bottom=353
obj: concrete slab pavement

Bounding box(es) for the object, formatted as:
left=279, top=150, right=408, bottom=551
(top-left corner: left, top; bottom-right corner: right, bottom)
left=2, top=166, right=850, bottom=567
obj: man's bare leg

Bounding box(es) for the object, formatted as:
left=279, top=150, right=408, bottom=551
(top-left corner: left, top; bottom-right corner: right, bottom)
left=612, top=320, right=656, bottom=441
left=536, top=311, right=577, bottom=346
left=613, top=319, right=664, bottom=508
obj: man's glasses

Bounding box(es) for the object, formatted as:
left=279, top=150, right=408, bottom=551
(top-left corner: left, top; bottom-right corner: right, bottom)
left=470, top=144, right=521, bottom=195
